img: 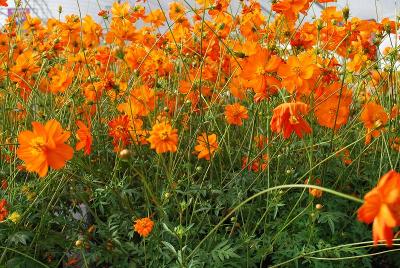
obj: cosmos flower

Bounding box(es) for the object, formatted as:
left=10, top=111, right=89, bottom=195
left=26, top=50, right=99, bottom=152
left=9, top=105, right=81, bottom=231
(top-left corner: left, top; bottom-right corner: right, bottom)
left=147, top=122, right=178, bottom=154
left=17, top=120, right=74, bottom=178
left=358, top=170, right=400, bottom=246
left=270, top=102, right=311, bottom=139
left=194, top=133, right=218, bottom=160
left=134, top=217, right=154, bottom=238
left=224, top=103, right=249, bottom=126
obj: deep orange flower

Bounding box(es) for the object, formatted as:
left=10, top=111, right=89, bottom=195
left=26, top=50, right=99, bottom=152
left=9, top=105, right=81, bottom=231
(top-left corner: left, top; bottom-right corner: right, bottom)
left=224, top=103, right=249, bottom=126
left=0, top=0, right=7, bottom=7
left=360, top=102, right=388, bottom=144
left=305, top=178, right=323, bottom=198
left=358, top=170, right=400, bottom=246
left=242, top=154, right=269, bottom=172
left=147, top=122, right=178, bottom=154
left=1, top=179, right=7, bottom=190
left=0, top=199, right=8, bottom=221
left=76, top=121, right=93, bottom=155
left=194, top=133, right=218, bottom=160
left=134, top=217, right=154, bottom=237
left=336, top=148, right=352, bottom=165
left=17, top=120, right=74, bottom=178
left=270, top=102, right=311, bottom=139
left=254, top=135, right=269, bottom=149
left=108, top=115, right=132, bottom=152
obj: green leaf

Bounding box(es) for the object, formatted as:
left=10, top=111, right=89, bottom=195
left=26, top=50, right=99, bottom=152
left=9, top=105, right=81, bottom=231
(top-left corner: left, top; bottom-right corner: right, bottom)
left=7, top=232, right=33, bottom=246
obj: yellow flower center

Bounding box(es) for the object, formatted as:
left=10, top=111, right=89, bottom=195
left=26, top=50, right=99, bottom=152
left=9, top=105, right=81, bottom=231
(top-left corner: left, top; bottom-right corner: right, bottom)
left=256, top=66, right=265, bottom=75
left=292, top=66, right=302, bottom=75
left=374, top=119, right=383, bottom=128
left=30, top=137, right=46, bottom=156
left=289, top=115, right=299, bottom=125
left=159, top=130, right=170, bottom=140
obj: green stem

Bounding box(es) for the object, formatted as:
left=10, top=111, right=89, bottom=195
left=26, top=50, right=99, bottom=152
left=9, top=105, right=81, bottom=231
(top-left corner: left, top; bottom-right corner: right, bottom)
left=187, top=184, right=363, bottom=259
left=0, top=246, right=49, bottom=267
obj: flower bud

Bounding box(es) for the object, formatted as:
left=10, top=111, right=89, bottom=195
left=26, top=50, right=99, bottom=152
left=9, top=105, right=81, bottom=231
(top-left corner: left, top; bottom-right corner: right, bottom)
left=119, top=149, right=131, bottom=159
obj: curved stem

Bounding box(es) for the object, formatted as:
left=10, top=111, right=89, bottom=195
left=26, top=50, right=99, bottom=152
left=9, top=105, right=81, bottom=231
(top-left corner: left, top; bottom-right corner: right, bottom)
left=0, top=246, right=49, bottom=267
left=187, top=184, right=363, bottom=259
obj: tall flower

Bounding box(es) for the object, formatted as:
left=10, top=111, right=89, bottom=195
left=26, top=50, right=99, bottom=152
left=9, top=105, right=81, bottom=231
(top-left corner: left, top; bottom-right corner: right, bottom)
left=0, top=199, right=8, bottom=221
left=278, top=55, right=316, bottom=94
left=134, top=217, right=154, bottom=238
left=224, top=103, right=249, bottom=126
left=17, top=120, right=74, bottom=178
left=194, top=133, right=218, bottom=160
left=147, top=121, right=178, bottom=154
left=241, top=49, right=281, bottom=101
left=108, top=115, right=132, bottom=152
left=76, top=120, right=93, bottom=155
left=314, top=82, right=352, bottom=130
left=305, top=178, right=323, bottom=198
left=270, top=102, right=311, bottom=139
left=360, top=102, right=388, bottom=144
left=358, top=170, right=400, bottom=246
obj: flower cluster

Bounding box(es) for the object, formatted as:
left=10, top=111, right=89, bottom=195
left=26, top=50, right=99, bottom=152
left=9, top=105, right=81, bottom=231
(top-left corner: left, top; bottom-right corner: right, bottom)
left=0, top=0, right=399, bottom=265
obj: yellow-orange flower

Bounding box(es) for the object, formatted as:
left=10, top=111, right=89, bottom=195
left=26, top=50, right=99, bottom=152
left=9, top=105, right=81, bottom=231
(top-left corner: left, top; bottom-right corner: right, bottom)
left=76, top=120, right=93, bottom=155
left=17, top=120, right=74, bottom=177
left=134, top=217, right=154, bottom=238
left=360, top=102, right=388, bottom=144
left=147, top=122, right=178, bottom=154
left=224, top=103, right=249, bottom=126
left=278, top=55, right=315, bottom=94
left=358, top=170, right=400, bottom=246
left=194, top=133, right=218, bottom=160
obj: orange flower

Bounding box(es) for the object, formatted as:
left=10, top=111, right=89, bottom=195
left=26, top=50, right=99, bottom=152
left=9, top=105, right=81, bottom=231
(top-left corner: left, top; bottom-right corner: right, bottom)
left=1, top=179, right=7, bottom=190
left=360, top=102, right=388, bottom=144
left=0, top=0, right=7, bottom=7
left=270, top=102, right=312, bottom=139
left=224, top=103, right=249, bottom=126
left=17, top=120, right=74, bottom=178
left=242, top=154, right=269, bottom=172
left=134, top=217, right=154, bottom=238
left=194, top=133, right=218, bottom=160
left=0, top=199, right=8, bottom=221
left=314, top=82, right=352, bottom=130
left=241, top=49, right=281, bottom=102
left=108, top=115, right=132, bottom=152
left=76, top=121, right=93, bottom=155
left=305, top=178, right=323, bottom=198
left=272, top=0, right=310, bottom=21
left=336, top=148, right=352, bottom=165
left=118, top=85, right=156, bottom=117
left=147, top=122, right=178, bottom=154
left=358, top=170, right=400, bottom=246
left=391, top=105, right=399, bottom=119
left=278, top=55, right=315, bottom=94
left=143, top=9, right=165, bottom=27
left=254, top=135, right=269, bottom=149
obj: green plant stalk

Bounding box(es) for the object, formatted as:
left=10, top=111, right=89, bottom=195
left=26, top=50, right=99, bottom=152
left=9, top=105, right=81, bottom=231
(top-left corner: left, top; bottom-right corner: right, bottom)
left=187, top=184, right=363, bottom=259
